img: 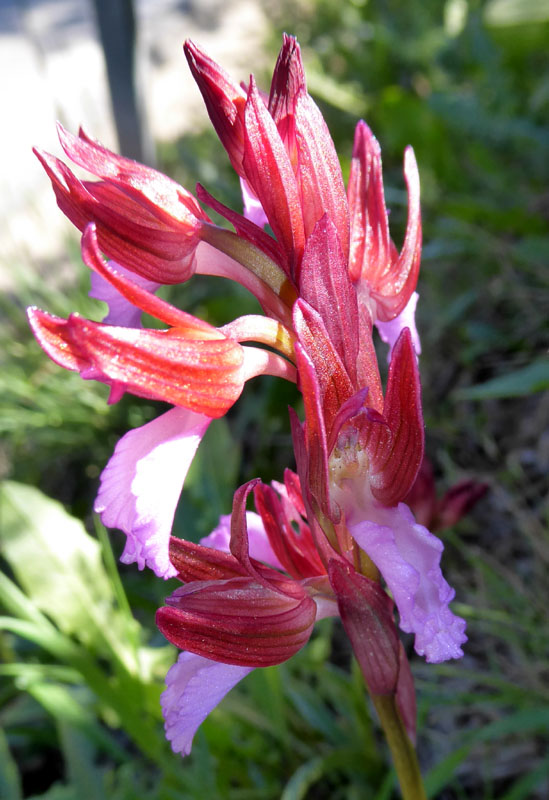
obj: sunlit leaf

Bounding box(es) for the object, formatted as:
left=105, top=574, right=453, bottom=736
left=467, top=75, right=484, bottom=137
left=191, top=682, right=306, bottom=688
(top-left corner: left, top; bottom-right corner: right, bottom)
left=457, top=360, right=549, bottom=399
left=485, top=0, right=549, bottom=26
left=0, top=481, right=138, bottom=669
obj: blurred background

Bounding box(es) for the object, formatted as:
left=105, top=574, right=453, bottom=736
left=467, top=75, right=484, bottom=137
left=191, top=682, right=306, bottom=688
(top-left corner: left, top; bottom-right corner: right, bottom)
left=1, top=0, right=548, bottom=798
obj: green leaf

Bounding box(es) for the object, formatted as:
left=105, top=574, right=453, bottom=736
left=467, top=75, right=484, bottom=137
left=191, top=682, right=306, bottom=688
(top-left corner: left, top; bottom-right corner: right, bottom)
left=426, top=708, right=549, bottom=796
left=0, top=481, right=138, bottom=670
left=456, top=360, right=549, bottom=399
left=26, top=682, right=127, bottom=764
left=485, top=0, right=549, bottom=26
left=281, top=750, right=367, bottom=800
left=0, top=726, right=22, bottom=800
left=280, top=757, right=328, bottom=800
left=500, top=756, right=549, bottom=800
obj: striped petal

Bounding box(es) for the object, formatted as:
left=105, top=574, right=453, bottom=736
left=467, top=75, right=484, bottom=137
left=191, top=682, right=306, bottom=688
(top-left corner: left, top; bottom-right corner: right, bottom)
left=27, top=308, right=245, bottom=418
left=157, top=576, right=317, bottom=667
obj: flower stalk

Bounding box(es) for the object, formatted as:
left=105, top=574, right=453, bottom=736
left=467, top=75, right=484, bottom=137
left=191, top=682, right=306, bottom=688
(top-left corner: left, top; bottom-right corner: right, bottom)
left=373, top=695, right=427, bottom=800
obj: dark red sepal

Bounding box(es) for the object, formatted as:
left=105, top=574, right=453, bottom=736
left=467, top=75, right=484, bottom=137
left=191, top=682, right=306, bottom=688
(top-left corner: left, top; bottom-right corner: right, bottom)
left=404, top=456, right=488, bottom=532
left=293, top=299, right=354, bottom=434
left=57, top=124, right=208, bottom=230
left=243, top=78, right=305, bottom=280
left=168, top=537, right=248, bottom=582
left=328, top=559, right=399, bottom=695
left=254, top=483, right=325, bottom=581
left=282, top=469, right=307, bottom=518
left=293, top=91, right=350, bottom=262
left=81, top=225, right=212, bottom=330
left=289, top=408, right=339, bottom=570
left=184, top=39, right=248, bottom=176
left=156, top=576, right=316, bottom=667
left=435, top=480, right=488, bottom=532
left=348, top=121, right=421, bottom=321
left=229, top=479, right=277, bottom=589
left=34, top=148, right=201, bottom=284
left=348, top=121, right=392, bottom=286
left=293, top=340, right=333, bottom=520
left=299, top=216, right=358, bottom=384
left=268, top=34, right=306, bottom=151
left=365, top=328, right=424, bottom=506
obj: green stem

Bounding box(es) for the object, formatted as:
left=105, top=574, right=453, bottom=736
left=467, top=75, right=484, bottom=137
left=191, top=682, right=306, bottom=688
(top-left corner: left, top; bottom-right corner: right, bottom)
left=201, top=223, right=296, bottom=302
left=372, top=694, right=427, bottom=800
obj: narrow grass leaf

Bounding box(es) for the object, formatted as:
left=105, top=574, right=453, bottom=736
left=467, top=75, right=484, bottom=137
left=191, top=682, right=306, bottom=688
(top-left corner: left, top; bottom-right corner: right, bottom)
left=456, top=360, right=549, bottom=399
left=26, top=682, right=127, bottom=762
left=0, top=726, right=22, bottom=800
left=1, top=481, right=138, bottom=671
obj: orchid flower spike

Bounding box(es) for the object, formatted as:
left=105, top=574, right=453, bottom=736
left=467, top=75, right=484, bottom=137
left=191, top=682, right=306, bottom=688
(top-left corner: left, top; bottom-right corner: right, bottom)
left=30, top=34, right=467, bottom=764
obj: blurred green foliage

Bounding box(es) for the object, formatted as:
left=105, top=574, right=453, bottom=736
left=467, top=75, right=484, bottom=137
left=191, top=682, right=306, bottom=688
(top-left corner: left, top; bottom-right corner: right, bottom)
left=1, top=0, right=548, bottom=797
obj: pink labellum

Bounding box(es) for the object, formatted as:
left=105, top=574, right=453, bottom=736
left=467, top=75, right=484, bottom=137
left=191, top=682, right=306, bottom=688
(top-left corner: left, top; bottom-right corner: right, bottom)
left=162, top=652, right=253, bottom=756
left=347, top=502, right=467, bottom=663
left=95, top=407, right=211, bottom=578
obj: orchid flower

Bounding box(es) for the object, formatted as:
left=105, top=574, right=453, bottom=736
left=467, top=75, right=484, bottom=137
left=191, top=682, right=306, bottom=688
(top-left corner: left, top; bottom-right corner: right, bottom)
left=30, top=34, right=468, bottom=795
left=28, top=225, right=296, bottom=578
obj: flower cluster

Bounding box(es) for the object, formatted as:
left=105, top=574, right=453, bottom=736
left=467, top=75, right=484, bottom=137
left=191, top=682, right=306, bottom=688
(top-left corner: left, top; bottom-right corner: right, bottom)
left=30, top=35, right=468, bottom=756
